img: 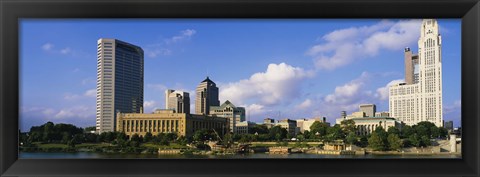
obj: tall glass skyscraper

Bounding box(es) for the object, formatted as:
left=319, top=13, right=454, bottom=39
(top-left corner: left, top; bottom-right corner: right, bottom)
left=96, top=38, right=144, bottom=133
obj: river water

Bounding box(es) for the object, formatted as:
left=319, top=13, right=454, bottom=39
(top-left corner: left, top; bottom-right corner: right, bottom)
left=19, top=152, right=461, bottom=159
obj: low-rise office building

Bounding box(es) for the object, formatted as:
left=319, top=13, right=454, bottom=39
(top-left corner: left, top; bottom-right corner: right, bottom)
left=263, top=118, right=276, bottom=128
left=278, top=119, right=297, bottom=136
left=296, top=117, right=330, bottom=133
left=210, top=100, right=245, bottom=133
left=116, top=109, right=228, bottom=138
left=235, top=121, right=257, bottom=134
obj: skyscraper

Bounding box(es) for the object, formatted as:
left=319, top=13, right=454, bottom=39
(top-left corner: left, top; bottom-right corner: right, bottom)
left=389, top=19, right=443, bottom=127
left=404, top=47, right=420, bottom=84
left=165, top=89, right=190, bottom=113
left=195, top=77, right=220, bottom=115
left=96, top=38, right=144, bottom=133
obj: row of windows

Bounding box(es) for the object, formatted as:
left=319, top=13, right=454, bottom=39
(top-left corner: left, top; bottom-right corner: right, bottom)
left=123, top=119, right=180, bottom=133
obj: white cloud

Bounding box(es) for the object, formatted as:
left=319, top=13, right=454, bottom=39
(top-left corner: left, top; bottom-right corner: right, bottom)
left=167, top=29, right=197, bottom=44
left=41, top=42, right=76, bottom=56
left=295, top=99, right=313, bottom=110
left=147, top=84, right=168, bottom=91
left=144, top=100, right=157, bottom=109
left=64, top=93, right=81, bottom=100
left=242, top=104, right=266, bottom=116
left=324, top=72, right=370, bottom=104
left=219, top=62, right=314, bottom=106
left=84, top=89, right=97, bottom=98
left=444, top=100, right=461, bottom=114
left=42, top=43, right=54, bottom=51
left=60, top=48, right=72, bottom=54
left=54, top=106, right=93, bottom=119
left=81, top=78, right=95, bottom=85
left=302, top=72, right=381, bottom=121
left=145, top=29, right=197, bottom=58
left=308, top=19, right=421, bottom=70
left=374, top=79, right=404, bottom=100
left=145, top=48, right=172, bottom=58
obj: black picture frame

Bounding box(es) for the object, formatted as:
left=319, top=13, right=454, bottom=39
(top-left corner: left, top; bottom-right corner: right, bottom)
left=1, top=0, right=479, bottom=176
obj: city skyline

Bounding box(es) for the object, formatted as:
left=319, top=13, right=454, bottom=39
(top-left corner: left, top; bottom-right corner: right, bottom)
left=19, top=19, right=461, bottom=131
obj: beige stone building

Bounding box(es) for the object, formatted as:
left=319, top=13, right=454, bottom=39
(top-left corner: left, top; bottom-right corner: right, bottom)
left=116, top=109, right=228, bottom=137
left=359, top=104, right=376, bottom=117
left=336, top=116, right=403, bottom=136
left=389, top=19, right=443, bottom=127
left=296, top=117, right=330, bottom=133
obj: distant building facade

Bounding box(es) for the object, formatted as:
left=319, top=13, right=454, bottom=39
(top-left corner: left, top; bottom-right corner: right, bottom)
left=296, top=117, right=330, bottom=133
left=116, top=109, right=228, bottom=137
left=389, top=19, right=443, bottom=127
left=235, top=121, right=257, bottom=134
left=210, top=100, right=245, bottom=133
left=195, top=77, right=220, bottom=115
left=96, top=38, right=144, bottom=133
left=359, top=104, right=376, bottom=117
left=278, top=119, right=297, bottom=136
left=444, top=121, right=454, bottom=131
left=375, top=111, right=390, bottom=117
left=165, top=89, right=190, bottom=113
left=336, top=116, right=403, bottom=136
left=263, top=118, right=276, bottom=128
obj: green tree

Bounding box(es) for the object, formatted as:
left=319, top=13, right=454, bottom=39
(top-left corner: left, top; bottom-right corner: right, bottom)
left=374, top=126, right=388, bottom=146
left=356, top=135, right=369, bottom=148
left=368, top=132, right=386, bottom=151
left=340, top=119, right=357, bottom=135
left=408, top=133, right=421, bottom=147
left=222, top=133, right=233, bottom=147
left=387, top=134, right=403, bottom=151
left=345, top=132, right=357, bottom=145
left=250, top=124, right=269, bottom=134
left=42, top=122, right=55, bottom=142
left=387, top=127, right=400, bottom=136
left=154, top=133, right=170, bottom=146
left=401, top=125, right=414, bottom=138
left=296, top=134, right=305, bottom=142
left=309, top=121, right=329, bottom=138
left=61, top=132, right=72, bottom=144
left=438, top=127, right=449, bottom=138
left=131, top=134, right=141, bottom=142
left=176, top=136, right=189, bottom=146
left=325, top=125, right=345, bottom=142
left=193, top=129, right=212, bottom=142
left=130, top=134, right=142, bottom=147
left=143, top=132, right=153, bottom=142
left=84, top=126, right=96, bottom=132
left=269, top=126, right=287, bottom=141
left=430, top=126, right=440, bottom=139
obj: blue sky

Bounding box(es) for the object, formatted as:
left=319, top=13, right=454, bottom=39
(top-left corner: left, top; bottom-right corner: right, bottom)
left=19, top=19, right=461, bottom=131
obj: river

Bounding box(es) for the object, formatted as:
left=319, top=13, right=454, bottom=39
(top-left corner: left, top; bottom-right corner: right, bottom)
left=19, top=152, right=461, bottom=159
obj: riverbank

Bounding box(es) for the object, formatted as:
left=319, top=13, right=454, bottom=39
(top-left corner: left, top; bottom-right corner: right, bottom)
left=19, top=151, right=461, bottom=159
